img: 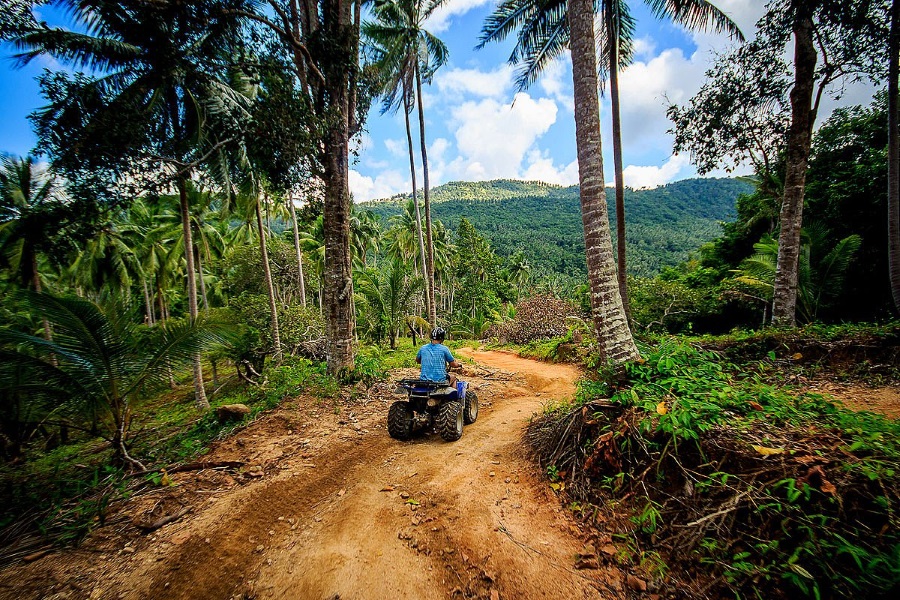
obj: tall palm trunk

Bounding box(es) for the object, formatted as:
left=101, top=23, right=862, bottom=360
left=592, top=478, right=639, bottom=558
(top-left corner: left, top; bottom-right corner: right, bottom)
left=142, top=277, right=155, bottom=325
left=772, top=12, right=817, bottom=327
left=889, top=0, right=900, bottom=313
left=415, top=63, right=437, bottom=326
left=567, top=0, right=638, bottom=365
left=606, top=1, right=631, bottom=323
left=29, top=253, right=53, bottom=344
left=195, top=245, right=210, bottom=314
left=403, top=91, right=432, bottom=320
left=177, top=177, right=209, bottom=409
left=256, top=193, right=283, bottom=361
left=288, top=197, right=308, bottom=306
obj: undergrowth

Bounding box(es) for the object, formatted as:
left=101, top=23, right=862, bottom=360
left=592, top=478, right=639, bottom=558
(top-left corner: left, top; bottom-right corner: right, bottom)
left=0, top=348, right=404, bottom=557
left=528, top=337, right=900, bottom=599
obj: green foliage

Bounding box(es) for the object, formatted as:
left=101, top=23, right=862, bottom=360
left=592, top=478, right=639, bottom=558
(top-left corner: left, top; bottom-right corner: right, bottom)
left=583, top=338, right=900, bottom=599
left=363, top=178, right=749, bottom=280
left=0, top=292, right=226, bottom=466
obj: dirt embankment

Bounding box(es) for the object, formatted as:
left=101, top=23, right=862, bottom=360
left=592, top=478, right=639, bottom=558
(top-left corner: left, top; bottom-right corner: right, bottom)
left=0, top=350, right=628, bottom=600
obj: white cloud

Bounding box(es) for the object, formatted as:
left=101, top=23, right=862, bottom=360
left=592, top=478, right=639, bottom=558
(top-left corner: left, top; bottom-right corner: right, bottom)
left=621, top=154, right=692, bottom=189
left=522, top=150, right=579, bottom=185
left=349, top=169, right=411, bottom=203
left=384, top=138, right=408, bottom=158
left=435, top=65, right=514, bottom=99
left=425, top=0, right=495, bottom=33
left=445, top=92, right=559, bottom=181
left=537, top=56, right=574, bottom=113
left=632, top=37, right=657, bottom=61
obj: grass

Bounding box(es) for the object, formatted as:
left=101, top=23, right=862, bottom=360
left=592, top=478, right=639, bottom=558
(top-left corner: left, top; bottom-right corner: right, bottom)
left=0, top=344, right=413, bottom=551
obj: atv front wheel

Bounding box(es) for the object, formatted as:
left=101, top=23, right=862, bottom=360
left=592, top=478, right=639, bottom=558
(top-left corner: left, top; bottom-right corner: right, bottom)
left=387, top=401, right=414, bottom=440
left=437, top=401, right=463, bottom=442
left=464, top=390, right=479, bottom=424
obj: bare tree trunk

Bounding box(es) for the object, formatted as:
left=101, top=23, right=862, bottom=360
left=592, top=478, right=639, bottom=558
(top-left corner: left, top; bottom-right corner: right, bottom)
left=568, top=0, right=639, bottom=365
left=606, top=2, right=631, bottom=324
left=403, top=92, right=431, bottom=320
left=257, top=193, right=283, bottom=361
left=772, top=13, right=817, bottom=327
left=142, top=277, right=155, bottom=326
left=889, top=0, right=900, bottom=313
left=195, top=245, right=209, bottom=315
left=178, top=177, right=209, bottom=409
left=415, top=64, right=437, bottom=326
left=30, top=254, right=53, bottom=344
left=288, top=196, right=308, bottom=307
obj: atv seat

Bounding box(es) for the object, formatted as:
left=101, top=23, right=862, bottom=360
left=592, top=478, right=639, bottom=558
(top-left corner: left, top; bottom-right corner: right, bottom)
left=398, top=378, right=448, bottom=389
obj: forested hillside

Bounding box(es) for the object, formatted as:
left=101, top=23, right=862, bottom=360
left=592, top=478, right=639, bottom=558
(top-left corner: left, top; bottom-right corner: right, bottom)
left=362, top=178, right=751, bottom=278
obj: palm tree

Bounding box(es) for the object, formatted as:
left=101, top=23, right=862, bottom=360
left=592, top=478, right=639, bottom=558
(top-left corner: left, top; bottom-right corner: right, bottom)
left=363, top=0, right=449, bottom=326
left=480, top=0, right=638, bottom=363
left=13, top=0, right=252, bottom=407
left=480, top=0, right=740, bottom=343
left=889, top=0, right=900, bottom=313
left=0, top=292, right=224, bottom=469
left=0, top=156, right=70, bottom=342
left=355, top=258, right=423, bottom=348
left=733, top=227, right=862, bottom=324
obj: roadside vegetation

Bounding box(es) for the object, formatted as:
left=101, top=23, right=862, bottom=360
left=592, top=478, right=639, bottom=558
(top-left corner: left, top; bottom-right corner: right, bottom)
left=1, top=1, right=897, bottom=598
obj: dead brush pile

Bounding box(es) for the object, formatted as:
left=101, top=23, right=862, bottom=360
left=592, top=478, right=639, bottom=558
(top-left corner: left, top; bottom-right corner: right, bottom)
left=527, top=339, right=900, bottom=599
left=484, top=294, right=586, bottom=343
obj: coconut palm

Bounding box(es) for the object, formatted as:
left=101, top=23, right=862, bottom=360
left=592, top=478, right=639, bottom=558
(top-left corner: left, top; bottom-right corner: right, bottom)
left=0, top=155, right=72, bottom=342
left=479, top=0, right=740, bottom=364
left=363, top=0, right=449, bottom=325
left=733, top=227, right=862, bottom=324
left=0, top=292, right=225, bottom=469
left=355, top=257, right=423, bottom=348
left=13, top=0, right=252, bottom=408
left=889, top=0, right=900, bottom=313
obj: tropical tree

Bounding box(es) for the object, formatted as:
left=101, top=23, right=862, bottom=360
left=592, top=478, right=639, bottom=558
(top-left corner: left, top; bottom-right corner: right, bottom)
left=732, top=227, right=862, bottom=323
left=0, top=156, right=73, bottom=341
left=671, top=0, right=885, bottom=326
left=13, top=0, right=254, bottom=407
left=890, top=0, right=900, bottom=313
left=0, top=292, right=224, bottom=468
left=480, top=0, right=639, bottom=363
left=480, top=0, right=740, bottom=324
left=238, top=0, right=373, bottom=374
left=355, top=258, right=422, bottom=348
left=363, top=0, right=447, bottom=324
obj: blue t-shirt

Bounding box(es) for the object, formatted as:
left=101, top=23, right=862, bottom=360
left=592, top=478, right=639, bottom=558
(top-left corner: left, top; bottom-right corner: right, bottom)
left=417, top=343, right=455, bottom=382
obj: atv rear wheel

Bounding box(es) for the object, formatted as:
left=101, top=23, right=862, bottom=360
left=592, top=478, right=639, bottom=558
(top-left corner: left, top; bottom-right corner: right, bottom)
left=437, top=401, right=463, bottom=442
left=387, top=401, right=414, bottom=440
left=464, top=390, right=479, bottom=424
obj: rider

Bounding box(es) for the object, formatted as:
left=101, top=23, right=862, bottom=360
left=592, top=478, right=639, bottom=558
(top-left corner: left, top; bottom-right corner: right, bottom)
left=416, top=327, right=463, bottom=387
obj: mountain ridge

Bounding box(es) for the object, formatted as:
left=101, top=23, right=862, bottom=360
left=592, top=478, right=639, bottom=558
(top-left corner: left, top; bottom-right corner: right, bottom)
left=361, top=177, right=752, bottom=279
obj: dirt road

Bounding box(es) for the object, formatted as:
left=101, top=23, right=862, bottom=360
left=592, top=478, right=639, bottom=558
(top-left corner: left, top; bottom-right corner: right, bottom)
left=1, top=351, right=626, bottom=600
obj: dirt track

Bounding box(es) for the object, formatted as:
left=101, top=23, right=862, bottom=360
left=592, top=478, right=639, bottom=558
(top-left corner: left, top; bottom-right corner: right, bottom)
left=0, top=350, right=627, bottom=600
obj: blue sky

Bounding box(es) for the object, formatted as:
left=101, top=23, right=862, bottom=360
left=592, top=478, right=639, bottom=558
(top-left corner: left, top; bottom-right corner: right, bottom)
left=0, top=1, right=878, bottom=202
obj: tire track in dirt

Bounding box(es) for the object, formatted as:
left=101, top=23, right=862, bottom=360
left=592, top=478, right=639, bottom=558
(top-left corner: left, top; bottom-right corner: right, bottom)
left=244, top=349, right=623, bottom=599
left=0, top=351, right=626, bottom=600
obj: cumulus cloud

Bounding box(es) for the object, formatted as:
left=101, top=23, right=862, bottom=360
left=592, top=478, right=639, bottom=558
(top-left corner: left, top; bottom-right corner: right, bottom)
left=537, top=56, right=574, bottom=113
left=425, top=0, right=495, bottom=33
left=444, top=92, right=559, bottom=181
left=435, top=65, right=514, bottom=99
left=349, top=169, right=410, bottom=203
left=621, top=154, right=692, bottom=189
left=522, top=150, right=579, bottom=185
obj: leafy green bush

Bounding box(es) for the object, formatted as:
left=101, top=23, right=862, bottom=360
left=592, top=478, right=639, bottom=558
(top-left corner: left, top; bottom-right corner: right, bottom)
left=529, top=338, right=900, bottom=599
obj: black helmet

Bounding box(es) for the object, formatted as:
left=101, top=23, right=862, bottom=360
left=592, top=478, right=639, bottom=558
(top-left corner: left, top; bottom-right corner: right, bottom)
left=430, top=327, right=446, bottom=341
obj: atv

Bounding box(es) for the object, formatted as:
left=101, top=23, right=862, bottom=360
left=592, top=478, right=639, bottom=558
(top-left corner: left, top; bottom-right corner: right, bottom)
left=387, top=379, right=479, bottom=442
